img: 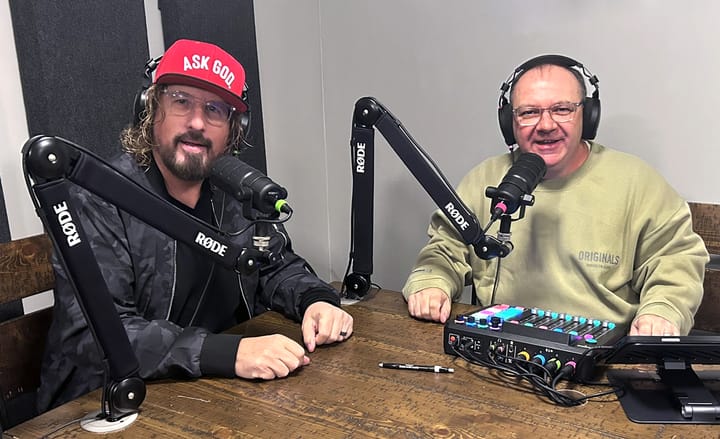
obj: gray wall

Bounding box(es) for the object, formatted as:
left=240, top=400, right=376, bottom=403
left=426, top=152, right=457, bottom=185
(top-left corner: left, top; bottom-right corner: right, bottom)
left=3, top=1, right=719, bottom=295
left=0, top=0, right=35, bottom=238
left=255, top=1, right=720, bottom=292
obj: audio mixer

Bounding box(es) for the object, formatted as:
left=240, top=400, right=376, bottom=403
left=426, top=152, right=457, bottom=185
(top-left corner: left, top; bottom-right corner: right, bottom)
left=444, top=303, right=627, bottom=381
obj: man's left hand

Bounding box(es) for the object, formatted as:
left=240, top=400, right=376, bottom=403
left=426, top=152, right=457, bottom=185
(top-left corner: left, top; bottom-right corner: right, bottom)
left=301, top=302, right=354, bottom=352
left=629, top=314, right=679, bottom=336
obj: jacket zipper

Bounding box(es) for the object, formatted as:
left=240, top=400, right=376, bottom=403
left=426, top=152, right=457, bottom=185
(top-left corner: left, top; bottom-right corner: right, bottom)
left=237, top=273, right=252, bottom=319
left=165, top=240, right=178, bottom=320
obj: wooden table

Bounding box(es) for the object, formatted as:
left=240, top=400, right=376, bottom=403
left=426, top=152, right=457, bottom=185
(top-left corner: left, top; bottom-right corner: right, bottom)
left=7, top=289, right=720, bottom=438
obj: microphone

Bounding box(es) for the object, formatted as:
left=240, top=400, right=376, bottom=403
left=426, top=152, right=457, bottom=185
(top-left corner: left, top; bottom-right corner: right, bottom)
left=210, top=155, right=292, bottom=214
left=486, top=152, right=546, bottom=220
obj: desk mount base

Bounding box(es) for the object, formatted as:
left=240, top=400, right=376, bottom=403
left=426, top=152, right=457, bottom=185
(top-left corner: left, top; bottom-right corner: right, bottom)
left=80, top=411, right=139, bottom=433
left=608, top=368, right=720, bottom=424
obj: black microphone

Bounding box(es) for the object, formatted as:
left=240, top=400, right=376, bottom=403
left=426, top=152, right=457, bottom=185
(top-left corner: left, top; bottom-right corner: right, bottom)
left=210, top=155, right=291, bottom=214
left=486, top=152, right=546, bottom=220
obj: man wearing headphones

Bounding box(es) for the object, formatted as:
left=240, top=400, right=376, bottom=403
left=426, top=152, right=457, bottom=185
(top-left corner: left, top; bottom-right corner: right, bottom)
left=37, top=39, right=353, bottom=411
left=402, top=55, right=708, bottom=336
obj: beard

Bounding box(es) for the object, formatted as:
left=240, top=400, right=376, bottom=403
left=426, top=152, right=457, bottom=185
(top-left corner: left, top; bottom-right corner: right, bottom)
left=156, top=132, right=214, bottom=181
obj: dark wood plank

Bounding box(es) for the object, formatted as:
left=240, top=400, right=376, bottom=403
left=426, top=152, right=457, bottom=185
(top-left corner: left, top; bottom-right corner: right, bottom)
left=688, top=202, right=720, bottom=333
left=696, top=268, right=720, bottom=333
left=0, top=234, right=55, bottom=428
left=0, top=233, right=54, bottom=303
left=0, top=308, right=53, bottom=401
left=689, top=202, right=720, bottom=256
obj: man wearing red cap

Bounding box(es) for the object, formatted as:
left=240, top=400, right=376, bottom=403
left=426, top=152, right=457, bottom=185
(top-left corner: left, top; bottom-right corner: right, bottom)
left=37, top=39, right=353, bottom=411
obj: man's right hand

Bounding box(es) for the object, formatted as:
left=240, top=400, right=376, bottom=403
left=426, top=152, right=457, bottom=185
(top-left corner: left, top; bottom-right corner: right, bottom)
left=235, top=334, right=310, bottom=379
left=407, top=287, right=452, bottom=323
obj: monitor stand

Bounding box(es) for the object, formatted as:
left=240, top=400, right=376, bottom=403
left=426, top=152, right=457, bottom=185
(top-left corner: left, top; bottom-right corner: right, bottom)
left=607, top=367, right=720, bottom=424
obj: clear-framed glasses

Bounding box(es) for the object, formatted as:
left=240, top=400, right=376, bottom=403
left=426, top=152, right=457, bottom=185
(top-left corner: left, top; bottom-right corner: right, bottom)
left=160, top=89, right=235, bottom=127
left=513, top=102, right=583, bottom=126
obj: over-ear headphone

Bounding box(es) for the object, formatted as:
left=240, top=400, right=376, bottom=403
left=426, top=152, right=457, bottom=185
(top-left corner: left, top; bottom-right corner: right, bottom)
left=132, top=56, right=251, bottom=136
left=132, top=56, right=162, bottom=127
left=497, top=54, right=600, bottom=146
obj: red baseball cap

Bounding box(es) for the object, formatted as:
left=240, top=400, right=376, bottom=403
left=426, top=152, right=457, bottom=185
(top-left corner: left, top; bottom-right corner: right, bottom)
left=154, top=39, right=248, bottom=113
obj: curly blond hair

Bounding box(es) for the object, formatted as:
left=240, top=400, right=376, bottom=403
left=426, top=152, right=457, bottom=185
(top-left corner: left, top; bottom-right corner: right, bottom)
left=120, top=84, right=247, bottom=167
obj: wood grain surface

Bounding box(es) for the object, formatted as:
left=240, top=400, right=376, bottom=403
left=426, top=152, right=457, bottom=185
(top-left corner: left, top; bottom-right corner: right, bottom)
left=0, top=233, right=54, bottom=303
left=7, top=289, right=720, bottom=438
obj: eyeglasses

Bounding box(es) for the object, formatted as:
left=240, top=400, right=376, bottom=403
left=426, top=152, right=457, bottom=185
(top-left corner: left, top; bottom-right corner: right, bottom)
left=512, top=102, right=583, bottom=126
left=160, top=89, right=235, bottom=127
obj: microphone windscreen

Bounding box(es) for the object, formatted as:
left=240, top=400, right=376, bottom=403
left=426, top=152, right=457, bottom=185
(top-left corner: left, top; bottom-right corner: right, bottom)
left=495, top=153, right=546, bottom=214
left=210, top=155, right=288, bottom=214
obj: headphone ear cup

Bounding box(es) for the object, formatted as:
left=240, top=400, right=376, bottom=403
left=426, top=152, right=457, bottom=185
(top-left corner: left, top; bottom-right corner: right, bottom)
left=498, top=97, right=516, bottom=146
left=238, top=85, right=251, bottom=136
left=132, top=86, right=149, bottom=127
left=239, top=111, right=250, bottom=136
left=582, top=96, right=601, bottom=140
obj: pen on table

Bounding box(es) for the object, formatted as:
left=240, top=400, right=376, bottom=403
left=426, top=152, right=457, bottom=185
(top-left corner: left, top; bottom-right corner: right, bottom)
left=378, top=362, right=454, bottom=373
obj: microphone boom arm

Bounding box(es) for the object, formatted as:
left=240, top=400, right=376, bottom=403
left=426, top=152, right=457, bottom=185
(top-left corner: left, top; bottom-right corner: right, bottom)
left=21, top=135, right=275, bottom=422
left=344, top=97, right=512, bottom=298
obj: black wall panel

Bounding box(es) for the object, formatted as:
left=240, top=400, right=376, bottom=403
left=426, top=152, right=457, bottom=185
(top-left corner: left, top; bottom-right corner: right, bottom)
left=6, top=1, right=267, bottom=240
left=158, top=0, right=267, bottom=172
left=0, top=179, right=9, bottom=243
left=10, top=1, right=149, bottom=159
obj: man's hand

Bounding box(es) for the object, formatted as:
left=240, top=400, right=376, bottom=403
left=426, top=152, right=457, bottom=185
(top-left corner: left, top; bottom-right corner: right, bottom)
left=407, top=287, right=452, bottom=323
left=629, top=314, right=679, bottom=336
left=301, top=301, right=354, bottom=352
left=235, top=334, right=310, bottom=380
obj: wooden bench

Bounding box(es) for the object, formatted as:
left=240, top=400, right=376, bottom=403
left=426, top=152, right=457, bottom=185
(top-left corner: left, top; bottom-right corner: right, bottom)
left=689, top=202, right=720, bottom=333
left=0, top=233, right=55, bottom=429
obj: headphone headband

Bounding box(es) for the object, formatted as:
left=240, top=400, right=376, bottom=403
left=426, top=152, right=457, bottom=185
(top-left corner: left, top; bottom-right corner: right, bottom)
left=142, top=56, right=162, bottom=82
left=516, top=55, right=584, bottom=76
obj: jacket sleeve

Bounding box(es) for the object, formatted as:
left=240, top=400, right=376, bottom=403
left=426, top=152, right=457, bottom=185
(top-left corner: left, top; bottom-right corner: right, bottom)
left=626, top=161, right=709, bottom=335
left=631, top=198, right=709, bottom=335
left=402, top=209, right=474, bottom=302
left=63, top=186, right=221, bottom=380
left=254, top=223, right=340, bottom=320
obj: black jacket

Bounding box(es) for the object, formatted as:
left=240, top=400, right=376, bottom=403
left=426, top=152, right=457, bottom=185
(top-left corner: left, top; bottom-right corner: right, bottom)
left=37, top=153, right=340, bottom=412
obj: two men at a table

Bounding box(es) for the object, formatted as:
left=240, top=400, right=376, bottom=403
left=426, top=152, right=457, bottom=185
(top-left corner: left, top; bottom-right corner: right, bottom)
left=37, top=43, right=707, bottom=416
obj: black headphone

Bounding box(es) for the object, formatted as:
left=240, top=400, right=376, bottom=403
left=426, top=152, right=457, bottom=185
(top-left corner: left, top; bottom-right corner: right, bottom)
left=132, top=56, right=251, bottom=136
left=497, top=54, right=600, bottom=146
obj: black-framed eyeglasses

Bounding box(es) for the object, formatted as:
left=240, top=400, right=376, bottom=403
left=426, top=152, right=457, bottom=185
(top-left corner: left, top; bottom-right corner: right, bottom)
left=160, top=89, right=235, bottom=127
left=513, top=101, right=583, bottom=126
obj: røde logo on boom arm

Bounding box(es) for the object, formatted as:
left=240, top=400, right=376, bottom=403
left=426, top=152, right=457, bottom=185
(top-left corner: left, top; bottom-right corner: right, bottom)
left=53, top=201, right=81, bottom=247
left=444, top=202, right=470, bottom=230
left=194, top=231, right=228, bottom=257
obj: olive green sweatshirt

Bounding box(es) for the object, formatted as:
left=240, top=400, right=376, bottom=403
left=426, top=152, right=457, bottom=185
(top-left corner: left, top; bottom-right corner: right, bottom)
left=403, top=143, right=708, bottom=334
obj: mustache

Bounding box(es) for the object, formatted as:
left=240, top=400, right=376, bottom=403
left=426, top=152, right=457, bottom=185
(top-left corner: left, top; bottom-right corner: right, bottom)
left=175, top=131, right=212, bottom=149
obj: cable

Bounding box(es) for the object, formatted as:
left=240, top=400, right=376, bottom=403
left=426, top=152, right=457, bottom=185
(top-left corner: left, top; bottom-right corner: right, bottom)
left=452, top=343, right=620, bottom=407
left=341, top=141, right=358, bottom=298
left=339, top=255, right=353, bottom=298
left=488, top=258, right=502, bottom=306
left=226, top=210, right=293, bottom=237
